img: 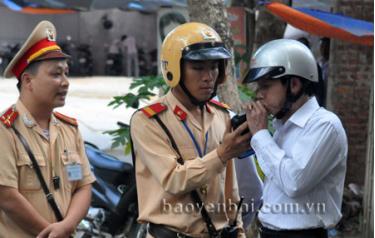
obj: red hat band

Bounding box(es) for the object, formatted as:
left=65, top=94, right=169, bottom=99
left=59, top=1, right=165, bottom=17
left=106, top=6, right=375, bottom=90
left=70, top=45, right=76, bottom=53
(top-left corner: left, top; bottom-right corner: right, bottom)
left=12, top=38, right=61, bottom=79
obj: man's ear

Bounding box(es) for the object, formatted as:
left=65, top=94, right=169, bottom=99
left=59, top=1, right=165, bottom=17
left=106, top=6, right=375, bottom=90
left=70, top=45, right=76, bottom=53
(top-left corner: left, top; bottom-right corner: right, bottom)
left=290, top=77, right=302, bottom=94
left=20, top=72, right=33, bottom=91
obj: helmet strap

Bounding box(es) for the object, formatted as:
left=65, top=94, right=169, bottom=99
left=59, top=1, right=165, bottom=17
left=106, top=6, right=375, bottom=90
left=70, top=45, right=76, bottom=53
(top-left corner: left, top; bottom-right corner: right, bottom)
left=179, top=79, right=218, bottom=108
left=274, top=78, right=304, bottom=119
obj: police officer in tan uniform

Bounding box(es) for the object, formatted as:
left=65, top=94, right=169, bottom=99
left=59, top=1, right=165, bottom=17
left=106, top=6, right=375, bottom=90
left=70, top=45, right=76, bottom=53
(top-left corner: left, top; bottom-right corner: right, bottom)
left=131, top=22, right=253, bottom=238
left=0, top=21, right=95, bottom=238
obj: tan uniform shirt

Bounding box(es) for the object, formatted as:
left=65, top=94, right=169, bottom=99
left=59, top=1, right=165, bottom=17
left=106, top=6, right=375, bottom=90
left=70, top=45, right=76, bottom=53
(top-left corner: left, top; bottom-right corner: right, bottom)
left=131, top=91, right=245, bottom=238
left=0, top=100, right=95, bottom=237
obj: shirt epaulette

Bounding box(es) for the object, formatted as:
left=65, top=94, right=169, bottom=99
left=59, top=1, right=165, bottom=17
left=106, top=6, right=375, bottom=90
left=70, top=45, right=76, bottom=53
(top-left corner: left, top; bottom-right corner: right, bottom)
left=0, top=107, right=18, bottom=128
left=208, top=99, right=230, bottom=110
left=53, top=111, right=78, bottom=127
left=141, top=103, right=168, bottom=118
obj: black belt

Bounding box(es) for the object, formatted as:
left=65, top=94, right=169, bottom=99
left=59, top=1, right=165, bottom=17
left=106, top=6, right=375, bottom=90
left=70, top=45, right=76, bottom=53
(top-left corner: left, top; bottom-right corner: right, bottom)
left=259, top=225, right=328, bottom=238
left=148, top=223, right=194, bottom=238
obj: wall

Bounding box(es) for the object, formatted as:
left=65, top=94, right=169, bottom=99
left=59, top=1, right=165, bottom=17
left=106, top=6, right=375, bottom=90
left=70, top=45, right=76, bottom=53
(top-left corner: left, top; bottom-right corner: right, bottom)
left=329, top=0, right=374, bottom=184
left=78, top=9, right=157, bottom=74
left=0, top=7, right=80, bottom=42
left=0, top=7, right=157, bottom=75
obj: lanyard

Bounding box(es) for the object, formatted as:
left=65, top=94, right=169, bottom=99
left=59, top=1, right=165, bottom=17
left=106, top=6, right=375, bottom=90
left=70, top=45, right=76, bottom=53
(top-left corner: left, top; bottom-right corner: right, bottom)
left=181, top=121, right=208, bottom=158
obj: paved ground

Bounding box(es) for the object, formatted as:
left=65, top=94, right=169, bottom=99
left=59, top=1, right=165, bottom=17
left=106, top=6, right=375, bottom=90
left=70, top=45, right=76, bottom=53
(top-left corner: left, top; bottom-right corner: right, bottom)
left=0, top=76, right=149, bottom=163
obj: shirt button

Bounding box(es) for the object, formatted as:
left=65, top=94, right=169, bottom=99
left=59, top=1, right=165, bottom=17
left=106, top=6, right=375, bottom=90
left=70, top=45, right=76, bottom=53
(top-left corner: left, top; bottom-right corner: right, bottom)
left=200, top=185, right=208, bottom=195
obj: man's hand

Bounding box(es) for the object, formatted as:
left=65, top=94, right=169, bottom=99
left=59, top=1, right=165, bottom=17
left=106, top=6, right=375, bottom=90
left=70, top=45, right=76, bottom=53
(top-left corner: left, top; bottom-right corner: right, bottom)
left=217, top=119, right=252, bottom=162
left=245, top=101, right=268, bottom=135
left=36, top=221, right=74, bottom=238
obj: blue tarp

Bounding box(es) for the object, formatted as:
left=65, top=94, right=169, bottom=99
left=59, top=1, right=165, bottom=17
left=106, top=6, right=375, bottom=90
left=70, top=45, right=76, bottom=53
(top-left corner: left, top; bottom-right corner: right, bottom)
left=296, top=7, right=373, bottom=37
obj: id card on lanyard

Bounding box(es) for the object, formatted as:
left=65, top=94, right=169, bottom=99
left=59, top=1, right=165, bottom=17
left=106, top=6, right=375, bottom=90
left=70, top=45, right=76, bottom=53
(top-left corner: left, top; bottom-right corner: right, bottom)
left=66, top=164, right=83, bottom=181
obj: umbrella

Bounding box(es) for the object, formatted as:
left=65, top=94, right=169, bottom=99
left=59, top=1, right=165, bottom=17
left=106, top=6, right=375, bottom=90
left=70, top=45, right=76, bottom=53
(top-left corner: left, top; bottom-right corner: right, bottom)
left=264, top=2, right=373, bottom=46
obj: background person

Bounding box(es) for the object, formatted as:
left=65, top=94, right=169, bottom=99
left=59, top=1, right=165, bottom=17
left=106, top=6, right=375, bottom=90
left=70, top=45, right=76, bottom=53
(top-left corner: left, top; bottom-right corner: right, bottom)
left=121, top=34, right=139, bottom=77
left=317, top=37, right=331, bottom=106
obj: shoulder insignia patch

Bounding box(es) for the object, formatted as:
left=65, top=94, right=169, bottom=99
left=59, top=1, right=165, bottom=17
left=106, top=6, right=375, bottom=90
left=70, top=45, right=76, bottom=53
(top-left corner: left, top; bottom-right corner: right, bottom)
left=0, top=107, right=18, bottom=128
left=141, top=103, right=168, bottom=118
left=208, top=99, right=230, bottom=110
left=53, top=111, right=78, bottom=127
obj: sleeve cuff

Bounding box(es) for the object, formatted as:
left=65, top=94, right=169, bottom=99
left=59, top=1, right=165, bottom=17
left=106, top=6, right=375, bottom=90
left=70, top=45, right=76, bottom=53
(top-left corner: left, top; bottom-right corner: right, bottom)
left=0, top=180, right=18, bottom=189
left=250, top=129, right=274, bottom=178
left=250, top=129, right=273, bottom=150
left=77, top=175, right=96, bottom=188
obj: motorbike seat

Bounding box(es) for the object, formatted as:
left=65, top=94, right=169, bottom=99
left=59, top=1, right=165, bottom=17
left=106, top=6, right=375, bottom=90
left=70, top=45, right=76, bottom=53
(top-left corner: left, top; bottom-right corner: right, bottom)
left=85, top=144, right=132, bottom=173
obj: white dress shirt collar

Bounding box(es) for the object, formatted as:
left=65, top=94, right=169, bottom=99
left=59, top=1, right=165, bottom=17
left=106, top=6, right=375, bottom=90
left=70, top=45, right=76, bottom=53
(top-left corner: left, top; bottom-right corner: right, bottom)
left=273, top=96, right=320, bottom=130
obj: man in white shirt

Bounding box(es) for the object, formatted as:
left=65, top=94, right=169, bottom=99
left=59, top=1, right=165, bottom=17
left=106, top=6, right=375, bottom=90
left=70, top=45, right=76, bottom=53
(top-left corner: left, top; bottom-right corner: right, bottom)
left=121, top=34, right=139, bottom=77
left=242, top=39, right=348, bottom=238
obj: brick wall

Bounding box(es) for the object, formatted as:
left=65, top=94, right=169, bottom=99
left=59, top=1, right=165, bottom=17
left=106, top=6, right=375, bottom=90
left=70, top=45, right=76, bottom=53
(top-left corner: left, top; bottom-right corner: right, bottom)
left=328, top=0, right=373, bottom=184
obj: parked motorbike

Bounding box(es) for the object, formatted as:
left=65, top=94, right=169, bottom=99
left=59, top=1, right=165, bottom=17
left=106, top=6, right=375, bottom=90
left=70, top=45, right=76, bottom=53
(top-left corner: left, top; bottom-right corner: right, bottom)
left=0, top=43, right=20, bottom=75
left=59, top=36, right=93, bottom=76
left=105, top=52, right=123, bottom=76
left=76, top=43, right=93, bottom=76
left=76, top=139, right=146, bottom=238
left=59, top=36, right=77, bottom=75
left=137, top=48, right=157, bottom=76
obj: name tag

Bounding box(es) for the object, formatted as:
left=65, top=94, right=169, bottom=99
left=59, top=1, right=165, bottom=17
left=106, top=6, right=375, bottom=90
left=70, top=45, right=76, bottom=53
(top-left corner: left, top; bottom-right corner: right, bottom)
left=66, top=164, right=83, bottom=181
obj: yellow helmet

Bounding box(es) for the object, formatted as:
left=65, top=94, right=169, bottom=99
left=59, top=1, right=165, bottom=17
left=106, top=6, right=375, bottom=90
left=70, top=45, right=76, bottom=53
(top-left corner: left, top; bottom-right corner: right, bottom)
left=160, top=22, right=232, bottom=88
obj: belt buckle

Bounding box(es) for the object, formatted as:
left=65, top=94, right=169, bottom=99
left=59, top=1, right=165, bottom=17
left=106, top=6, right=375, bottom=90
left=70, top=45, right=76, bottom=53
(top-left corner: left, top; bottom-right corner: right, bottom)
left=177, top=233, right=185, bottom=238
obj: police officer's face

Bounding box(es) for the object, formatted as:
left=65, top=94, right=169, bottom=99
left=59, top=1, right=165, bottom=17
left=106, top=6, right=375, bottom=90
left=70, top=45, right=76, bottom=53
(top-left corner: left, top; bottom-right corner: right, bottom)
left=27, top=59, right=69, bottom=109
left=182, top=60, right=219, bottom=101
left=254, top=78, right=287, bottom=116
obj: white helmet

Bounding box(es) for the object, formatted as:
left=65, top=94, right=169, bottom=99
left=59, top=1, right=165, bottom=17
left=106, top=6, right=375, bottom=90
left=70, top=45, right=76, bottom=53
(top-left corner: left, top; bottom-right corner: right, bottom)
left=243, top=39, right=318, bottom=83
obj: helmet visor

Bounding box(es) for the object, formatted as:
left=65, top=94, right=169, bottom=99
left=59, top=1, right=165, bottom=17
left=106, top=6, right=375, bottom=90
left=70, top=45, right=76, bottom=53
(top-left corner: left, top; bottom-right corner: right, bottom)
left=182, top=42, right=232, bottom=61
left=242, top=66, right=285, bottom=83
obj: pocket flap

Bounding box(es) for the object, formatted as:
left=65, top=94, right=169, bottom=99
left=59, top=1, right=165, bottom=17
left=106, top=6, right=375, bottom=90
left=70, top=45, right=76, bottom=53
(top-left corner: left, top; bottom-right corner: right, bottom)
left=16, top=154, right=46, bottom=166
left=61, top=151, right=82, bottom=165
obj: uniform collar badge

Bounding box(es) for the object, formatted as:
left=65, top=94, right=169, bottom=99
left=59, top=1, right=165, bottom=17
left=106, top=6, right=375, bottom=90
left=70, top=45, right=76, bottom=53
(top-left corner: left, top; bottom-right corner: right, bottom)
left=52, top=116, right=59, bottom=126
left=173, top=106, right=187, bottom=121
left=23, top=114, right=35, bottom=128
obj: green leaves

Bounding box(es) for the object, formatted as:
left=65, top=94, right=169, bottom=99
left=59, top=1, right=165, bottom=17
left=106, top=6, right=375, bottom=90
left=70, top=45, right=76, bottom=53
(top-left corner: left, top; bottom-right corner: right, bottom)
left=233, top=43, right=252, bottom=66
left=238, top=84, right=255, bottom=102
left=104, top=125, right=130, bottom=149
left=106, top=75, right=169, bottom=153
left=108, top=75, right=167, bottom=110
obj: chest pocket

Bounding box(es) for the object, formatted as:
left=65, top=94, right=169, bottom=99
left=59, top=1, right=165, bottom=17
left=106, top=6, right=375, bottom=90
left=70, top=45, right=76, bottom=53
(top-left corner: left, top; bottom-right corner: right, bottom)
left=17, top=154, right=46, bottom=191
left=61, top=151, right=82, bottom=190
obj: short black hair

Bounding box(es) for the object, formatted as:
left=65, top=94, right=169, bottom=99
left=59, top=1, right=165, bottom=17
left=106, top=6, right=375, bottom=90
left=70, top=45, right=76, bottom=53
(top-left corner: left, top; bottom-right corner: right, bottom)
left=297, top=37, right=310, bottom=49
left=17, top=61, right=43, bottom=91
left=280, top=76, right=316, bottom=96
